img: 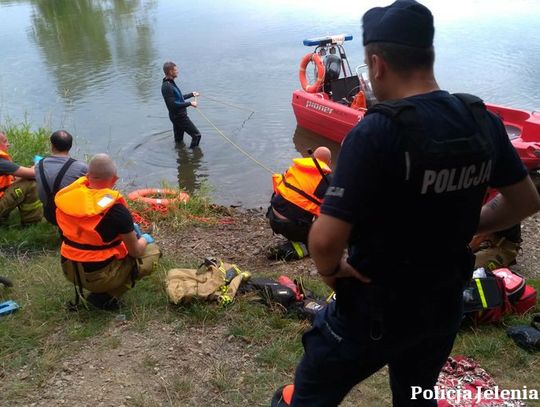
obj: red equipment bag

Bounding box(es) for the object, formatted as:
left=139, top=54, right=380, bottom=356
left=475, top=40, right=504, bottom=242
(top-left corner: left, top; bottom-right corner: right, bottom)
left=492, top=268, right=526, bottom=303
left=512, top=285, right=537, bottom=315
left=463, top=272, right=511, bottom=324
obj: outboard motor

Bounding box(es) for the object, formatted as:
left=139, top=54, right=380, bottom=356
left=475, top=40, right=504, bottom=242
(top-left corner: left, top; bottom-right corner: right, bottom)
left=324, top=54, right=341, bottom=83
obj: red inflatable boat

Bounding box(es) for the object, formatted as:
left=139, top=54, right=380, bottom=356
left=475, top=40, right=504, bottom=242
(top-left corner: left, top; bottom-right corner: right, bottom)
left=291, top=34, right=540, bottom=171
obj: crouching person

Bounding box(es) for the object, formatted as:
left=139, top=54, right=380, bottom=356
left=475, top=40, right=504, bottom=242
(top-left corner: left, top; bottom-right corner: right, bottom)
left=0, top=132, right=43, bottom=225
left=55, top=154, right=161, bottom=310
left=266, top=146, right=332, bottom=260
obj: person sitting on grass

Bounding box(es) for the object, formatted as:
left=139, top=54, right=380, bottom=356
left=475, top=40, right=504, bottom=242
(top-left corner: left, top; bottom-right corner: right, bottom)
left=0, top=131, right=43, bottom=226
left=266, top=146, right=332, bottom=260
left=35, top=130, right=88, bottom=225
left=55, top=153, right=161, bottom=310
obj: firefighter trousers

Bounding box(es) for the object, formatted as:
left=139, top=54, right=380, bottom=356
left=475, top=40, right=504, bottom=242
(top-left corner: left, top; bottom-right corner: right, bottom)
left=0, top=179, right=43, bottom=224
left=61, top=243, right=161, bottom=298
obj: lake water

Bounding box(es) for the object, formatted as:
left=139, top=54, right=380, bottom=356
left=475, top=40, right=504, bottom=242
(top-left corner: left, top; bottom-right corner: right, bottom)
left=1, top=0, right=539, bottom=207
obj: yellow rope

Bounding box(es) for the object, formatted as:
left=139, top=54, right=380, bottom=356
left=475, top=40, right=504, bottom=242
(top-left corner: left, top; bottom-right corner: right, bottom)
left=194, top=107, right=275, bottom=174
left=200, top=94, right=256, bottom=113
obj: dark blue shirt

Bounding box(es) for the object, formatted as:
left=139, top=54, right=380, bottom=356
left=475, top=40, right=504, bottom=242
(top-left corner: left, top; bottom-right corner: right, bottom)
left=322, top=90, right=527, bottom=283
left=161, top=78, right=194, bottom=118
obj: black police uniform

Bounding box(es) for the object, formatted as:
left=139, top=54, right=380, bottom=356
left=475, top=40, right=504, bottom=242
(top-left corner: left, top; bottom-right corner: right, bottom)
left=290, top=2, right=528, bottom=403
left=290, top=91, right=527, bottom=406
left=161, top=78, right=201, bottom=146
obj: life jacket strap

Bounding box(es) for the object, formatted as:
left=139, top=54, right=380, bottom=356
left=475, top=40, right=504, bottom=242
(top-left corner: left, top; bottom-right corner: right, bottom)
left=281, top=173, right=322, bottom=206
left=63, top=237, right=122, bottom=251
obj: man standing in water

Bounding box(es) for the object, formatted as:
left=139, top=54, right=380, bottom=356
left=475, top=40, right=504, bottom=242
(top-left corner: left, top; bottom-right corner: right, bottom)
left=285, top=1, right=540, bottom=406
left=161, top=61, right=202, bottom=148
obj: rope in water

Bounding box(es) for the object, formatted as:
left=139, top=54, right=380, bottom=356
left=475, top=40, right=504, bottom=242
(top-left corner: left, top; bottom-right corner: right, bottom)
left=140, top=94, right=273, bottom=174
left=200, top=94, right=257, bottom=114
left=194, top=106, right=275, bottom=175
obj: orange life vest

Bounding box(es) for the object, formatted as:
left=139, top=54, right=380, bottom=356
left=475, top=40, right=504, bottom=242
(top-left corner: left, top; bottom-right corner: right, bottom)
left=272, top=157, right=331, bottom=217
left=55, top=176, right=129, bottom=262
left=0, top=149, right=15, bottom=199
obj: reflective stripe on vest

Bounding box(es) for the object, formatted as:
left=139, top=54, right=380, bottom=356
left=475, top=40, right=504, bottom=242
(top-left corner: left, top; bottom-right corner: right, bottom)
left=272, top=157, right=331, bottom=216
left=55, top=176, right=129, bottom=262
left=19, top=200, right=43, bottom=212
left=0, top=150, right=14, bottom=199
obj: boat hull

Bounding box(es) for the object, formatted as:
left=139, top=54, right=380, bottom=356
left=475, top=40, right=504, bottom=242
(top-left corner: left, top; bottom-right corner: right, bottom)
left=292, top=90, right=540, bottom=170
left=292, top=90, right=365, bottom=144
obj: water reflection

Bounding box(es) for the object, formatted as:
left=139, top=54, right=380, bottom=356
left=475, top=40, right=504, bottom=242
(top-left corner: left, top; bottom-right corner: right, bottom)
left=175, top=144, right=207, bottom=193
left=292, top=126, right=341, bottom=168
left=27, top=0, right=156, bottom=101
left=1, top=0, right=539, bottom=207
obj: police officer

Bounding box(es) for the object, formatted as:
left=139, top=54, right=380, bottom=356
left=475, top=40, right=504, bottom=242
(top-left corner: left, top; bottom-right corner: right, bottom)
left=289, top=1, right=540, bottom=406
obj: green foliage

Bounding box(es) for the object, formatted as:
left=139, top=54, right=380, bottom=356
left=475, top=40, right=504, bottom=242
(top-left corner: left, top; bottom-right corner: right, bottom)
left=1, top=122, right=49, bottom=166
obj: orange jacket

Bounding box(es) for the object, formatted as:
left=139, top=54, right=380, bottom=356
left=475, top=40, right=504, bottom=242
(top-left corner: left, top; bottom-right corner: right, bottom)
left=55, top=176, right=129, bottom=262
left=0, top=149, right=14, bottom=199
left=272, top=157, right=331, bottom=216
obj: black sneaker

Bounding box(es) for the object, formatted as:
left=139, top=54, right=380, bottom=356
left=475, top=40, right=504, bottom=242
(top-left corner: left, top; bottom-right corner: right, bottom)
left=86, top=292, right=123, bottom=311
left=189, top=134, right=201, bottom=148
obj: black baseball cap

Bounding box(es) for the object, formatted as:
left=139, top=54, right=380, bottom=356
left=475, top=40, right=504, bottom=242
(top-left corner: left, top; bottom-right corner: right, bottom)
left=363, top=0, right=434, bottom=48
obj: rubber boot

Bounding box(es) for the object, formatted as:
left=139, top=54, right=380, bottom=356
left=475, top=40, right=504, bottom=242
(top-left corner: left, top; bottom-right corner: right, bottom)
left=268, top=241, right=309, bottom=261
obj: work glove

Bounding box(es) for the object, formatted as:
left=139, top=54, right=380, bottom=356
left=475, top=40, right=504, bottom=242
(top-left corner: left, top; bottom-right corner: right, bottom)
left=141, top=233, right=154, bottom=244
left=133, top=223, right=143, bottom=238
left=33, top=155, right=43, bottom=165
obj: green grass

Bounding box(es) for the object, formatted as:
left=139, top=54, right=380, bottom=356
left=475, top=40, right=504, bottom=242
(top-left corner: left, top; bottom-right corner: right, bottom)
left=1, top=121, right=49, bottom=166
left=0, top=213, right=60, bottom=253
left=1, top=251, right=539, bottom=406
left=0, top=130, right=539, bottom=406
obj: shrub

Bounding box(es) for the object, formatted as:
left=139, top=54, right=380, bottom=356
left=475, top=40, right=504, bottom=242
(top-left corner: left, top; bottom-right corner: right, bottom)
left=1, top=122, right=49, bottom=166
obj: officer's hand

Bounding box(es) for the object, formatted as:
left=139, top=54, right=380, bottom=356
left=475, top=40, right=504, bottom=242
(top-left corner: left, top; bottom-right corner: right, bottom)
left=141, top=233, right=154, bottom=244
left=133, top=223, right=143, bottom=238
left=191, top=101, right=198, bottom=108
left=320, top=258, right=371, bottom=289
left=336, top=259, right=371, bottom=282
left=192, top=91, right=200, bottom=97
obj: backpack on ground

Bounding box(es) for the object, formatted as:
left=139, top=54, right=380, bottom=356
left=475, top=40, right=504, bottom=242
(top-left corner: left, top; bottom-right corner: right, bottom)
left=463, top=269, right=511, bottom=324
left=492, top=268, right=525, bottom=303
left=513, top=284, right=538, bottom=315
left=491, top=267, right=537, bottom=314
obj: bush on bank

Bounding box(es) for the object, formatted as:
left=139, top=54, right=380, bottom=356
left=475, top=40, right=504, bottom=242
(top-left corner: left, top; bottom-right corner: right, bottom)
left=1, top=121, right=49, bottom=166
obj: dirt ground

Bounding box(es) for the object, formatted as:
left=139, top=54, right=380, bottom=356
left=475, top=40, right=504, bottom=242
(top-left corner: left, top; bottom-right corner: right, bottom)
left=12, top=209, right=540, bottom=406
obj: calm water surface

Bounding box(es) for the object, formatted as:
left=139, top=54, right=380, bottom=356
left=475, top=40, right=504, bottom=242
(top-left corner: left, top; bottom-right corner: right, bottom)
left=1, top=0, right=539, bottom=207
